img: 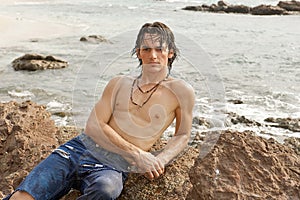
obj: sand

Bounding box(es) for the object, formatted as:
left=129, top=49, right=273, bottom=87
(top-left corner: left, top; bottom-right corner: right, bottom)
left=0, top=10, right=79, bottom=47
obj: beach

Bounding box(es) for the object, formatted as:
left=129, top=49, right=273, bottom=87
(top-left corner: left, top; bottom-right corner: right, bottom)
left=0, top=15, right=79, bottom=47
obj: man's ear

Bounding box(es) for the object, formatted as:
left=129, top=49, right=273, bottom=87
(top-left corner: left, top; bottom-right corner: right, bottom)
left=136, top=49, right=141, bottom=58
left=168, top=49, right=174, bottom=58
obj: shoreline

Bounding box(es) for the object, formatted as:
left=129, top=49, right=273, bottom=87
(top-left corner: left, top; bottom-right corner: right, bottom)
left=0, top=14, right=81, bottom=47
left=0, top=0, right=50, bottom=4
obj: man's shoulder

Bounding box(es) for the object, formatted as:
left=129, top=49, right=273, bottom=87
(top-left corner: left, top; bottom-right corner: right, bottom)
left=166, top=77, right=194, bottom=94
left=107, top=75, right=134, bottom=86
left=165, top=77, right=195, bottom=107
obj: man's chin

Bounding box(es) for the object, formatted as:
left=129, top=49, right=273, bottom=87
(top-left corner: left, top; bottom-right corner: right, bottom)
left=143, top=64, right=164, bottom=68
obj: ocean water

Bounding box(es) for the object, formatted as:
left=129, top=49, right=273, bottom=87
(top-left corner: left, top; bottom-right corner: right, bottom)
left=0, top=0, right=299, bottom=140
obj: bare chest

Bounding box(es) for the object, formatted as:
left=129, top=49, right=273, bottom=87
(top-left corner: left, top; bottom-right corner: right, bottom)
left=110, top=84, right=176, bottom=137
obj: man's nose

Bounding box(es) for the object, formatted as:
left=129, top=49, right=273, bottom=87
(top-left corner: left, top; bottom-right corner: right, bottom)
left=149, top=49, right=158, bottom=58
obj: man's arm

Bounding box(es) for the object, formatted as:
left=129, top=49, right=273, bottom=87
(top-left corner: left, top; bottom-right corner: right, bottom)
left=156, top=81, right=195, bottom=165
left=144, top=80, right=195, bottom=180
left=85, top=77, right=138, bottom=155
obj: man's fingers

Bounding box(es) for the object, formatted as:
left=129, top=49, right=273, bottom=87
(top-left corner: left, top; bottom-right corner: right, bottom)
left=157, top=158, right=165, bottom=169
left=154, top=161, right=164, bottom=175
left=144, top=172, right=154, bottom=180
left=158, top=167, right=164, bottom=175
left=144, top=166, right=165, bottom=180
left=152, top=170, right=160, bottom=178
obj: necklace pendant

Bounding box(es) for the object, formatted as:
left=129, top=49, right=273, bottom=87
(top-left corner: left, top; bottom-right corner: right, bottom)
left=130, top=74, right=169, bottom=108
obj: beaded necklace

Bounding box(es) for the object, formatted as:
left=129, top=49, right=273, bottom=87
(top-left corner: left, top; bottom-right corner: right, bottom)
left=130, top=75, right=168, bottom=108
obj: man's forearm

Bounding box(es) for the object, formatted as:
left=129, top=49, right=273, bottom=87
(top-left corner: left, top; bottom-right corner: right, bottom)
left=156, top=133, right=190, bottom=166
left=85, top=114, right=142, bottom=162
left=91, top=125, right=141, bottom=158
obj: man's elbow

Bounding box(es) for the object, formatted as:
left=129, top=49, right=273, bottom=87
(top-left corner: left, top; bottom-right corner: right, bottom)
left=177, top=133, right=190, bottom=146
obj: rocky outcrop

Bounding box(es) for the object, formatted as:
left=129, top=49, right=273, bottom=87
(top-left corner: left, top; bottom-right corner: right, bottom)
left=0, top=101, right=79, bottom=198
left=1, top=101, right=299, bottom=199
left=182, top=0, right=300, bottom=15
left=0, top=101, right=59, bottom=196
left=187, top=130, right=300, bottom=200
left=11, top=53, right=68, bottom=71
left=285, top=137, right=300, bottom=155
left=0, top=101, right=198, bottom=199
left=119, top=146, right=199, bottom=200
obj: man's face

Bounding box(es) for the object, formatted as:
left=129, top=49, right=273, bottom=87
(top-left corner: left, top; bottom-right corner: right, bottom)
left=137, top=33, right=173, bottom=73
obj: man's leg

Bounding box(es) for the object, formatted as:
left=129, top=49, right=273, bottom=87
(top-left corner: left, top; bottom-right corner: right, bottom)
left=3, top=136, right=85, bottom=200
left=78, top=168, right=126, bottom=200
left=6, top=191, right=34, bottom=200
left=3, top=150, right=74, bottom=200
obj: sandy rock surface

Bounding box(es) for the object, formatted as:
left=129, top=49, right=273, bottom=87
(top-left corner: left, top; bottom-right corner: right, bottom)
left=118, top=143, right=199, bottom=200
left=0, top=101, right=79, bottom=198
left=188, top=130, right=300, bottom=200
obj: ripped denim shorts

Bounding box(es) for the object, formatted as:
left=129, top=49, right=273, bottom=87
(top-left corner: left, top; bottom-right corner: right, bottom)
left=4, top=133, right=128, bottom=200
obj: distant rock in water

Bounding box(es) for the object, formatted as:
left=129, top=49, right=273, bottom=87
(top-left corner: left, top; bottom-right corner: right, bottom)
left=251, top=5, right=287, bottom=15
left=12, top=53, right=68, bottom=71
left=80, top=35, right=111, bottom=44
left=228, top=99, right=243, bottom=104
left=278, top=0, right=300, bottom=11
left=264, top=117, right=300, bottom=132
left=182, top=0, right=300, bottom=15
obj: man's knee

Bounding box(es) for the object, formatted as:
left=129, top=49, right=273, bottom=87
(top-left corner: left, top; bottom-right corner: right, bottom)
left=7, top=191, right=34, bottom=200
left=98, top=180, right=123, bottom=199
left=83, top=178, right=123, bottom=199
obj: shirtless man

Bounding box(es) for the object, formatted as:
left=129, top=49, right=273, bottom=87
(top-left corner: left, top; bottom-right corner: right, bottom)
left=6, top=21, right=195, bottom=200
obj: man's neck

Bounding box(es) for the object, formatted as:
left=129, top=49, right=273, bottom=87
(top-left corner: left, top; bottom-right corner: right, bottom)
left=140, top=69, right=169, bottom=84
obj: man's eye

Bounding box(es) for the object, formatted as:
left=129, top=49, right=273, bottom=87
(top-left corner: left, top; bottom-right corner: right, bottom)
left=142, top=48, right=150, bottom=51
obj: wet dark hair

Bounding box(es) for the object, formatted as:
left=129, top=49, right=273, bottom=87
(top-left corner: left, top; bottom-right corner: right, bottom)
left=131, top=22, right=179, bottom=72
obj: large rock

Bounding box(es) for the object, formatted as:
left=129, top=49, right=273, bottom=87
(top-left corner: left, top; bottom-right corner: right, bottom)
left=118, top=145, right=199, bottom=200
left=12, top=53, right=68, bottom=71
left=0, top=101, right=59, bottom=197
left=0, top=101, right=79, bottom=198
left=187, top=130, right=300, bottom=199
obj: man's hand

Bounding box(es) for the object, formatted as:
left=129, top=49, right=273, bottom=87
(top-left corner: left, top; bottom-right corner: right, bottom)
left=136, top=151, right=165, bottom=180
left=126, top=150, right=165, bottom=179
left=143, top=167, right=165, bottom=180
